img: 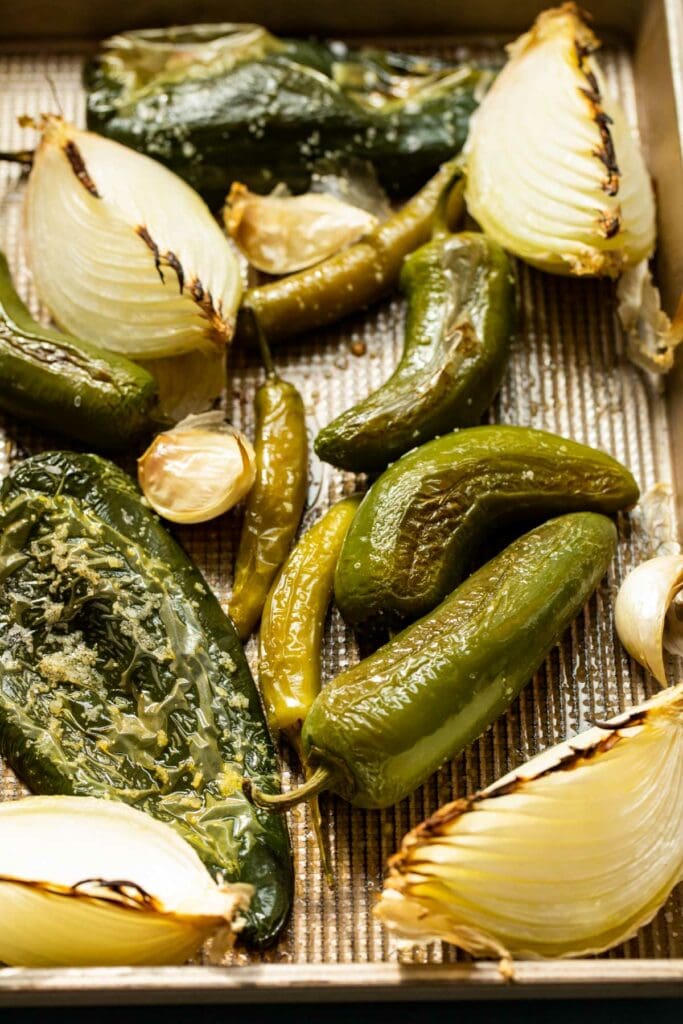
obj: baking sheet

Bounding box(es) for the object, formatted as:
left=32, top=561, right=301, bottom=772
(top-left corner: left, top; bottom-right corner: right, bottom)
left=0, top=35, right=681, bottom=985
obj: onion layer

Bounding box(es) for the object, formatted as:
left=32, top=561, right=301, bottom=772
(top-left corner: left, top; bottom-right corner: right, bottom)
left=376, top=685, right=683, bottom=959
left=0, top=796, right=251, bottom=967
left=464, top=4, right=655, bottom=277
left=23, top=115, right=242, bottom=359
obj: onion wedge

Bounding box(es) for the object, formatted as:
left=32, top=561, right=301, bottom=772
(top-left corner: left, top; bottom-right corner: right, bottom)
left=376, top=685, right=683, bottom=959
left=22, top=115, right=242, bottom=360
left=0, top=796, right=251, bottom=967
left=464, top=4, right=655, bottom=278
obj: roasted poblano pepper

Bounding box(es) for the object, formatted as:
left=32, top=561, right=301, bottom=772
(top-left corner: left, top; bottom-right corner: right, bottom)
left=229, top=322, right=308, bottom=640
left=249, top=513, right=617, bottom=810
left=0, top=453, right=292, bottom=946
left=315, top=231, right=515, bottom=472
left=335, top=425, right=639, bottom=633
left=84, top=24, right=490, bottom=204
left=0, top=252, right=163, bottom=450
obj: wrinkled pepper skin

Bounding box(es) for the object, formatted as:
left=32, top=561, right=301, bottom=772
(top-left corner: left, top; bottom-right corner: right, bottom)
left=239, top=159, right=464, bottom=345
left=335, top=425, right=639, bottom=633
left=315, top=232, right=515, bottom=472
left=303, top=513, right=617, bottom=808
left=259, top=495, right=361, bottom=743
left=0, top=453, right=293, bottom=946
left=230, top=376, right=308, bottom=640
left=85, top=25, right=487, bottom=204
left=0, top=252, right=162, bottom=450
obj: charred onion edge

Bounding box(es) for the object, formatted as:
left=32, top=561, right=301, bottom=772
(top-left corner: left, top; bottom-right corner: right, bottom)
left=387, top=703, right=650, bottom=867
left=135, top=225, right=231, bottom=344
left=0, top=874, right=165, bottom=913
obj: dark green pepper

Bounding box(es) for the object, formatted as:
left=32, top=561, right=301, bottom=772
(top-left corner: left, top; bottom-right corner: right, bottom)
left=335, top=425, right=639, bottom=633
left=0, top=252, right=163, bottom=450
left=0, top=452, right=292, bottom=946
left=248, top=512, right=617, bottom=810
left=239, top=159, right=465, bottom=345
left=229, top=322, right=308, bottom=640
left=315, top=231, right=515, bottom=472
left=85, top=25, right=489, bottom=204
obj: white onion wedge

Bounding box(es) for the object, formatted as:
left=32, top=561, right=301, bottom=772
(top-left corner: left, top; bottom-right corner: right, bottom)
left=376, top=685, right=683, bottom=959
left=0, top=796, right=251, bottom=967
left=464, top=4, right=655, bottom=278
left=23, top=115, right=242, bottom=359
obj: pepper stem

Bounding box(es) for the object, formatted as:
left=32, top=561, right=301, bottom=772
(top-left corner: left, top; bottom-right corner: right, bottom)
left=0, top=150, right=34, bottom=167
left=431, top=161, right=466, bottom=240
left=243, top=764, right=332, bottom=812
left=246, top=306, right=277, bottom=379
left=288, top=730, right=334, bottom=888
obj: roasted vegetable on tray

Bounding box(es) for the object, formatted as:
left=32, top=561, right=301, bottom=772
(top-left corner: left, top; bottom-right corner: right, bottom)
left=335, top=425, right=639, bottom=632
left=0, top=796, right=251, bottom=967
left=315, top=229, right=515, bottom=472
left=615, top=555, right=683, bottom=686
left=240, top=158, right=464, bottom=345
left=0, top=252, right=163, bottom=450
left=85, top=23, right=490, bottom=203
left=249, top=513, right=616, bottom=811
left=230, top=320, right=308, bottom=640
left=376, top=684, right=683, bottom=960
left=0, top=452, right=292, bottom=946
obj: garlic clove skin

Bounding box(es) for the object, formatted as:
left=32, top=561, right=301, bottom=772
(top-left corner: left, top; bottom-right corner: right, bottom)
left=0, top=795, right=251, bottom=967
left=23, top=115, right=242, bottom=360
left=464, top=5, right=655, bottom=278
left=615, top=555, right=683, bottom=685
left=376, top=685, right=683, bottom=960
left=224, top=182, right=378, bottom=275
left=138, top=411, right=256, bottom=524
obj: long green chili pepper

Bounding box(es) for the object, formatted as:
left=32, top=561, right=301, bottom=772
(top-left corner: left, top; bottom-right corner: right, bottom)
left=229, top=318, right=308, bottom=640
left=314, top=226, right=516, bottom=472
left=259, top=494, right=361, bottom=884
left=245, top=512, right=617, bottom=811
left=0, top=452, right=293, bottom=945
left=0, top=251, right=163, bottom=450
left=238, top=158, right=465, bottom=346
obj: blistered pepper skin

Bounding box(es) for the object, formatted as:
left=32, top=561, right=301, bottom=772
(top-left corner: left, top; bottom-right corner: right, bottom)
left=334, top=425, right=639, bottom=633
left=315, top=233, right=515, bottom=472
left=230, top=377, right=308, bottom=640
left=239, top=159, right=464, bottom=345
left=259, top=495, right=361, bottom=742
left=303, top=513, right=617, bottom=808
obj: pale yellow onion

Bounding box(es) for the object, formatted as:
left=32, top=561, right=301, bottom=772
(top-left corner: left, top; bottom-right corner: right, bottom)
left=0, top=796, right=251, bottom=967
left=139, top=347, right=227, bottom=422
left=224, top=182, right=378, bottom=274
left=23, top=115, right=242, bottom=359
left=138, top=411, right=255, bottom=523
left=615, top=555, right=683, bottom=685
left=464, top=4, right=655, bottom=277
left=375, top=684, right=683, bottom=960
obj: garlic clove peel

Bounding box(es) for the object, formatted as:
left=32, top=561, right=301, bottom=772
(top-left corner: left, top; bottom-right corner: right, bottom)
left=615, top=555, right=683, bottom=685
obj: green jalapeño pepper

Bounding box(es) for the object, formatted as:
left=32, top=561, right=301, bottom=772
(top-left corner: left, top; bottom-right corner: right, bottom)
left=315, top=232, right=515, bottom=472
left=247, top=512, right=617, bottom=810
left=259, top=493, right=361, bottom=882
left=0, top=251, right=163, bottom=450
left=239, top=159, right=465, bottom=346
left=0, top=452, right=293, bottom=946
left=230, top=320, right=308, bottom=640
left=334, top=424, right=639, bottom=633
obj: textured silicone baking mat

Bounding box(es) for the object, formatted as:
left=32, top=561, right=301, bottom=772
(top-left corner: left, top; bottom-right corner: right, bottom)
left=0, top=39, right=680, bottom=970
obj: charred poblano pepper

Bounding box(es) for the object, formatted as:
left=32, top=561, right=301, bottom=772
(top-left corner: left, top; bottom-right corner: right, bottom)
left=315, top=230, right=515, bottom=472
left=334, top=425, right=639, bottom=633
left=0, top=252, right=162, bottom=450
left=84, top=24, right=490, bottom=204
left=0, top=452, right=293, bottom=946
left=249, top=513, right=617, bottom=810
left=229, top=320, right=308, bottom=639
left=240, top=158, right=464, bottom=345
